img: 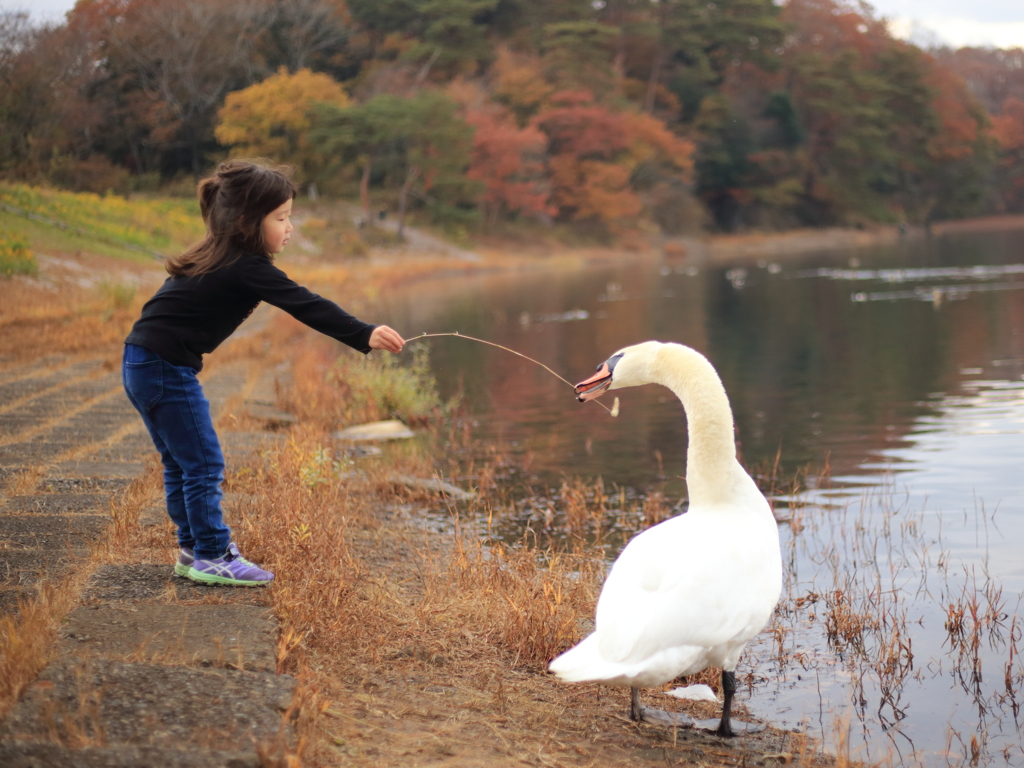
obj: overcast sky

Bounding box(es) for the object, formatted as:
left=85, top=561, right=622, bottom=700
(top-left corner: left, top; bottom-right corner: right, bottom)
left=3, top=0, right=1023, bottom=49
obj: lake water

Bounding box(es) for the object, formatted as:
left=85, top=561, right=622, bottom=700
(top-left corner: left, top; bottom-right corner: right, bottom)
left=381, top=228, right=1024, bottom=766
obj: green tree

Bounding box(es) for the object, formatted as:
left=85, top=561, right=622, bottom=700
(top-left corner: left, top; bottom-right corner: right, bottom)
left=599, top=0, right=784, bottom=116
left=312, top=91, right=476, bottom=236
left=540, top=21, right=616, bottom=95
left=692, top=94, right=757, bottom=230
left=412, top=0, right=499, bottom=78
left=346, top=0, right=425, bottom=37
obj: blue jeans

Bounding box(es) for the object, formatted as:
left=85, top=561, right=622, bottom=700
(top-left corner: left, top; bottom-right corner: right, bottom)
left=122, top=344, right=230, bottom=559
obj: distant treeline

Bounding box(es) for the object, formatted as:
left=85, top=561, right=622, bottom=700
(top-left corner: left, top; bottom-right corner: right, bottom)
left=1, top=0, right=1022, bottom=234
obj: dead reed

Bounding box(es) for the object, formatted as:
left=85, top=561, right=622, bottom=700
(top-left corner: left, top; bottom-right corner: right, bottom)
left=762, top=474, right=1024, bottom=767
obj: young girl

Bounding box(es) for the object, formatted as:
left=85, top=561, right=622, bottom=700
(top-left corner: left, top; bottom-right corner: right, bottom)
left=122, top=160, right=405, bottom=586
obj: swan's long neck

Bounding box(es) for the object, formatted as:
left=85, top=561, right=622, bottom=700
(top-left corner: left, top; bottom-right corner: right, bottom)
left=653, top=346, right=740, bottom=505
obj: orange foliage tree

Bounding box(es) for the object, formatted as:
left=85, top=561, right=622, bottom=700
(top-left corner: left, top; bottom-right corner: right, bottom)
left=532, top=91, right=694, bottom=231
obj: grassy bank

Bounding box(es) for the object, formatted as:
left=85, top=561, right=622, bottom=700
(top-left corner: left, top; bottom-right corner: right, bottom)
left=0, top=183, right=203, bottom=261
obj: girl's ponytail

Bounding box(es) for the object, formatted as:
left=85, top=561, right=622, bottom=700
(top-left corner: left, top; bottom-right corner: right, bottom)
left=166, top=160, right=297, bottom=277
left=196, top=176, right=221, bottom=222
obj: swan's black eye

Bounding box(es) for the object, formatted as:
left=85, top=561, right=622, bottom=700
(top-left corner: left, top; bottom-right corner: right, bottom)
left=606, top=353, right=624, bottom=373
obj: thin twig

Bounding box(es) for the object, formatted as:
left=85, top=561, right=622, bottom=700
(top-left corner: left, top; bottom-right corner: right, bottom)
left=406, top=332, right=617, bottom=415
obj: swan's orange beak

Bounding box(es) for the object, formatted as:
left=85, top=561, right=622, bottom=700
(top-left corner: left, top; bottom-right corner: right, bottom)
left=575, top=363, right=612, bottom=402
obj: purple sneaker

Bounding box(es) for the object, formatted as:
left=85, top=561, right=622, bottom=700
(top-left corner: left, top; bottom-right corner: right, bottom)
left=187, top=543, right=274, bottom=587
left=174, top=547, right=194, bottom=578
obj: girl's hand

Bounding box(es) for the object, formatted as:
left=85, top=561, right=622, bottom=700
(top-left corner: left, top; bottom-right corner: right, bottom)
left=369, top=325, right=405, bottom=353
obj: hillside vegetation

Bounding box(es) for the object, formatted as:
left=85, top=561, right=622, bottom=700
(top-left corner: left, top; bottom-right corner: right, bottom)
left=1, top=0, right=1022, bottom=238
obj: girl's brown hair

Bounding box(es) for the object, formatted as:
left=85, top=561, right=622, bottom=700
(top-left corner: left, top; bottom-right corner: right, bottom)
left=166, top=160, right=298, bottom=277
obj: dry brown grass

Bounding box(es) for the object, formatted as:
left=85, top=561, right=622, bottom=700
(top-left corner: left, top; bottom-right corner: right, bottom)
left=0, top=283, right=137, bottom=360
left=0, top=578, right=83, bottom=720
left=0, top=252, right=161, bottom=361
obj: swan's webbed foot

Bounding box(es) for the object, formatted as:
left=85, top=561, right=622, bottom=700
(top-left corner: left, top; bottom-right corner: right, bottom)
left=629, top=687, right=697, bottom=727
left=639, top=707, right=698, bottom=727
left=705, top=717, right=766, bottom=736
left=706, top=669, right=765, bottom=737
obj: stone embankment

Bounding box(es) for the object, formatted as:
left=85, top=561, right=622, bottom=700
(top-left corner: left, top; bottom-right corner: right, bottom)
left=0, top=346, right=296, bottom=767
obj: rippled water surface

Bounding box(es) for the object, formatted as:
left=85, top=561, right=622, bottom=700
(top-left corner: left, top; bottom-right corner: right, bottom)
left=380, top=228, right=1024, bottom=765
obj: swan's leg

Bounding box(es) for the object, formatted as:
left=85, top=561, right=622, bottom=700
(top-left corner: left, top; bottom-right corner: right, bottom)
left=715, top=670, right=736, bottom=737
left=629, top=687, right=644, bottom=722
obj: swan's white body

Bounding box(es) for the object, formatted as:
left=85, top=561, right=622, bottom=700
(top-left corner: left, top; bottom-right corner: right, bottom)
left=549, top=342, right=782, bottom=694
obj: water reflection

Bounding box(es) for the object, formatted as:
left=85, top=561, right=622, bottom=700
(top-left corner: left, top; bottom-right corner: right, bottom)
left=379, top=227, right=1024, bottom=765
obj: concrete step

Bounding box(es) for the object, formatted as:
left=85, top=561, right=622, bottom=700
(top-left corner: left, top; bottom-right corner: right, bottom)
left=35, top=476, right=133, bottom=495
left=80, top=564, right=269, bottom=608
left=0, top=740, right=261, bottom=767
left=44, top=460, right=145, bottom=482
left=0, top=441, right=76, bottom=467
left=0, top=659, right=295, bottom=749
left=0, top=549, right=83, bottom=587
left=1, top=493, right=108, bottom=515
left=0, top=513, right=108, bottom=549
left=59, top=604, right=278, bottom=672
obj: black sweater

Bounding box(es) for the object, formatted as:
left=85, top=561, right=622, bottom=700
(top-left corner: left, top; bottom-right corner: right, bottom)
left=125, top=254, right=375, bottom=371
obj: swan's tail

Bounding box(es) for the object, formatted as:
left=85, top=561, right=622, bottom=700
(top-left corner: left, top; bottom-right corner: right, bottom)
left=549, top=634, right=630, bottom=684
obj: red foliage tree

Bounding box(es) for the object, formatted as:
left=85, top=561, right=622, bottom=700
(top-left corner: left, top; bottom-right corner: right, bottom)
left=465, top=105, right=553, bottom=223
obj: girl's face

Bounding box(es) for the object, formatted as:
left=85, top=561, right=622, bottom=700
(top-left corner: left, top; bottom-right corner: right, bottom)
left=261, top=198, right=293, bottom=254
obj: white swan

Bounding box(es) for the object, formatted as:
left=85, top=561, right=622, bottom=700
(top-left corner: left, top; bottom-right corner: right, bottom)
left=548, top=341, right=782, bottom=737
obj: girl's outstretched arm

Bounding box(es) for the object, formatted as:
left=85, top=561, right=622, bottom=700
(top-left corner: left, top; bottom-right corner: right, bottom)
left=369, top=325, right=405, bottom=353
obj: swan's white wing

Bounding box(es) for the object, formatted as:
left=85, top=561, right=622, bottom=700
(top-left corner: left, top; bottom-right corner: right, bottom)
left=593, top=506, right=780, bottom=668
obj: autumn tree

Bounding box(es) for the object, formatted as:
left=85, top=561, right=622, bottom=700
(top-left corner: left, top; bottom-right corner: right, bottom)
left=991, top=97, right=1024, bottom=212
left=0, top=0, right=1013, bottom=230
left=464, top=104, right=551, bottom=223
left=788, top=1, right=989, bottom=224
left=216, top=67, right=351, bottom=186
left=703, top=0, right=992, bottom=228
left=532, top=91, right=694, bottom=232
left=0, top=11, right=59, bottom=176
left=932, top=47, right=1024, bottom=116
left=490, top=47, right=554, bottom=125
left=71, top=0, right=274, bottom=179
